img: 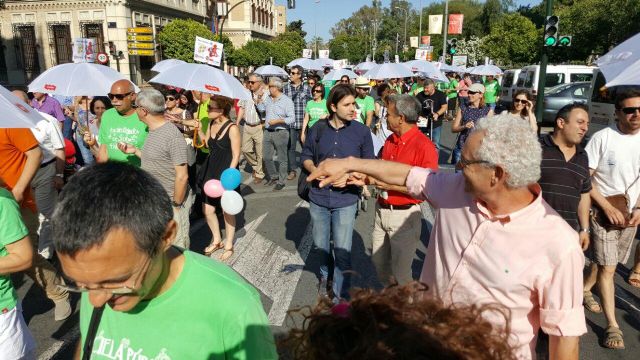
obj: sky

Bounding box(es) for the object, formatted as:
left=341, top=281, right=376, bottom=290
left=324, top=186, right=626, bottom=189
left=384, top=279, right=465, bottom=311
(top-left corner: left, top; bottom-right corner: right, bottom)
left=276, top=0, right=542, bottom=42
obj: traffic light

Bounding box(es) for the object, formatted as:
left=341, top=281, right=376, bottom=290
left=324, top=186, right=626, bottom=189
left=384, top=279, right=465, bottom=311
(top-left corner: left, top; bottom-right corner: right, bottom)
left=447, top=39, right=457, bottom=55
left=287, top=0, right=295, bottom=9
left=544, top=16, right=559, bottom=47
left=558, top=35, right=572, bottom=47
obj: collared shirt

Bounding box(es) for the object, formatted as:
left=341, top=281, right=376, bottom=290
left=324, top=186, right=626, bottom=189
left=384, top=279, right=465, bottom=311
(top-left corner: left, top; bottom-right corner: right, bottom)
left=406, top=169, right=587, bottom=359
left=31, top=95, right=65, bottom=123
left=379, top=126, right=438, bottom=206
left=264, top=93, right=295, bottom=130
left=30, top=112, right=65, bottom=164
left=301, top=120, right=375, bottom=208
left=240, top=90, right=268, bottom=126
left=283, top=82, right=311, bottom=129
left=539, top=134, right=591, bottom=230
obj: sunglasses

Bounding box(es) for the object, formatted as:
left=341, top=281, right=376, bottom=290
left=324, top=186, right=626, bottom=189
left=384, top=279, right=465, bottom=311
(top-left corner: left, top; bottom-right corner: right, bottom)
left=208, top=106, right=222, bottom=111
left=290, top=72, right=300, bottom=75
left=620, top=106, right=640, bottom=115
left=468, top=91, right=480, bottom=95
left=514, top=99, right=528, bottom=104
left=165, top=97, right=175, bottom=101
left=313, top=90, right=323, bottom=93
left=108, top=92, right=132, bottom=100
left=248, top=80, right=258, bottom=84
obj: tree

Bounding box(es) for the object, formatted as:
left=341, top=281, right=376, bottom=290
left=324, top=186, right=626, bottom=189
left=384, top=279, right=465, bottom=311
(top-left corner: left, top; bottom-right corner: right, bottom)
left=157, top=19, right=234, bottom=62
left=287, top=20, right=307, bottom=39
left=481, top=0, right=504, bottom=34
left=480, top=13, right=539, bottom=66
left=227, top=40, right=272, bottom=67
left=271, top=31, right=306, bottom=66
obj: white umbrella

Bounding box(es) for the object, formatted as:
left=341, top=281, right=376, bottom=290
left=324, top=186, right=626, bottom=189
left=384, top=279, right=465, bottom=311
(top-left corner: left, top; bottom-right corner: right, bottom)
left=469, top=64, right=503, bottom=76
left=363, top=63, right=414, bottom=80
left=402, top=60, right=440, bottom=74
left=254, top=65, right=288, bottom=77
left=436, top=62, right=466, bottom=73
left=151, top=59, right=186, bottom=72
left=596, top=32, right=640, bottom=87
left=0, top=85, right=46, bottom=128
left=417, top=71, right=449, bottom=83
left=314, top=58, right=335, bottom=68
left=323, top=69, right=357, bottom=81
left=287, top=58, right=323, bottom=71
left=149, top=63, right=250, bottom=100
left=355, top=61, right=377, bottom=72
left=28, top=62, right=133, bottom=96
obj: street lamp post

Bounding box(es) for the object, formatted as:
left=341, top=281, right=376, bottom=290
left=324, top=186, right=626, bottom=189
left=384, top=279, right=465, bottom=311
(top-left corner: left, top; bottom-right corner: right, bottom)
left=395, top=7, right=408, bottom=60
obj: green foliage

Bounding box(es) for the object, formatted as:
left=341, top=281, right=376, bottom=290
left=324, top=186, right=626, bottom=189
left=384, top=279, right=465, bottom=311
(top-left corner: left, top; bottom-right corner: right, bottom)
left=157, top=19, right=234, bottom=62
left=287, top=20, right=307, bottom=38
left=227, top=40, right=272, bottom=68
left=227, top=31, right=305, bottom=67
left=480, top=13, right=539, bottom=66
left=271, top=31, right=306, bottom=66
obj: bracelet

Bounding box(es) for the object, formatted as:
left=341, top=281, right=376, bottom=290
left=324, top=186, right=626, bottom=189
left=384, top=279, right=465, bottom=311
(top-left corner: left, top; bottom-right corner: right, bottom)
left=579, top=228, right=590, bottom=234
left=55, top=173, right=64, bottom=178
left=172, top=201, right=184, bottom=208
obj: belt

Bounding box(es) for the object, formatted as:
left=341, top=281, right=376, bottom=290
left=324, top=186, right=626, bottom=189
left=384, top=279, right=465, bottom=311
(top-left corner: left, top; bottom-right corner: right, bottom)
left=245, top=122, right=263, bottom=127
left=265, top=128, right=287, bottom=132
left=378, top=202, right=415, bottom=210
left=40, top=158, right=56, bottom=168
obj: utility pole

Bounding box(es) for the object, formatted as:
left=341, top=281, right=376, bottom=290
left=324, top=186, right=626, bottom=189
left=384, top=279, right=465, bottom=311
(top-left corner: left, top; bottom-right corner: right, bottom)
left=418, top=0, right=423, bottom=44
left=441, top=0, right=449, bottom=63
left=534, top=0, right=554, bottom=123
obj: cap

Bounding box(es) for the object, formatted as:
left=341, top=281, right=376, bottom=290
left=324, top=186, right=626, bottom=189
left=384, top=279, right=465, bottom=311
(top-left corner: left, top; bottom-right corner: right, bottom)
left=469, top=83, right=485, bottom=93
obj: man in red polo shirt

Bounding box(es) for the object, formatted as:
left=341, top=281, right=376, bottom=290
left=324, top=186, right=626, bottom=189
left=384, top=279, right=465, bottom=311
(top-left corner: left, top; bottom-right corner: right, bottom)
left=363, top=94, right=438, bottom=285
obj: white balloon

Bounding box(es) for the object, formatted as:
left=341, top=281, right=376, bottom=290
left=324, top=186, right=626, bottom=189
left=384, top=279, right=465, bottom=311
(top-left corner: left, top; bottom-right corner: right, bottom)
left=220, top=190, right=244, bottom=215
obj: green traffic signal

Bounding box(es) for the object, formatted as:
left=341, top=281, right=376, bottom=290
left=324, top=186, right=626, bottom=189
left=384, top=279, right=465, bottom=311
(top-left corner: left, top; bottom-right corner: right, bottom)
left=545, top=36, right=557, bottom=47
left=558, top=36, right=572, bottom=46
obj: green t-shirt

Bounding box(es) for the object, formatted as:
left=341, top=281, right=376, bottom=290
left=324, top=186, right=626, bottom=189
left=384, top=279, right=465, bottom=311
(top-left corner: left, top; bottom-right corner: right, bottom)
left=436, top=81, right=449, bottom=92
left=355, top=95, right=375, bottom=124
left=98, top=108, right=148, bottom=166
left=0, top=188, right=28, bottom=312
left=322, top=80, right=336, bottom=99
left=79, top=250, right=277, bottom=359
left=447, top=79, right=459, bottom=99
left=305, top=99, right=329, bottom=128
left=484, top=80, right=501, bottom=104
left=196, top=100, right=211, bottom=154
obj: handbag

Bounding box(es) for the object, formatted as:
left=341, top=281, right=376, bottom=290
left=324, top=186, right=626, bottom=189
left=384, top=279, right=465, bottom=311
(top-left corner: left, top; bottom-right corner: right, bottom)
left=298, top=120, right=328, bottom=202
left=592, top=172, right=640, bottom=230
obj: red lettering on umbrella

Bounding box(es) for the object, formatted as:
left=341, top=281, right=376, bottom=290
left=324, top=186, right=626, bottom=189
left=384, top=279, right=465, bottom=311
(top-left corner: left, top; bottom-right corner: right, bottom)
left=44, top=84, right=57, bottom=91
left=15, top=103, right=29, bottom=113
left=204, top=84, right=220, bottom=92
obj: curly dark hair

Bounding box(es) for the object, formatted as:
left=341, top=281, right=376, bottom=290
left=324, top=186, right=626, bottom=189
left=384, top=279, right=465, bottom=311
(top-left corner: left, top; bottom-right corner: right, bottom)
left=281, top=282, right=516, bottom=360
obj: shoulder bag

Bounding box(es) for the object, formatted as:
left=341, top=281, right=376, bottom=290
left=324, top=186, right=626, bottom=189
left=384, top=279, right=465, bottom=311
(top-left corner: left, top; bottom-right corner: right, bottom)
left=592, top=172, right=640, bottom=230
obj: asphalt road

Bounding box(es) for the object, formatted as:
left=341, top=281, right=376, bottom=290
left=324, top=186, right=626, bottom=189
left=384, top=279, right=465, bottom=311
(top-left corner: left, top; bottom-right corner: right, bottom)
left=18, top=122, right=640, bottom=359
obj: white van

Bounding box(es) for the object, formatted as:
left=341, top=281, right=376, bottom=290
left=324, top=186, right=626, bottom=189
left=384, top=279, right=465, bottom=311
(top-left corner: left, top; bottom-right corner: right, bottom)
left=587, top=69, right=636, bottom=134
left=515, top=65, right=596, bottom=97
left=498, top=69, right=521, bottom=109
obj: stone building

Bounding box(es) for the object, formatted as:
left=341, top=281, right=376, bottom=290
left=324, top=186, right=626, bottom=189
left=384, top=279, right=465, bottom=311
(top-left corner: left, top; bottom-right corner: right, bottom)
left=274, top=3, right=285, bottom=35
left=221, top=0, right=277, bottom=49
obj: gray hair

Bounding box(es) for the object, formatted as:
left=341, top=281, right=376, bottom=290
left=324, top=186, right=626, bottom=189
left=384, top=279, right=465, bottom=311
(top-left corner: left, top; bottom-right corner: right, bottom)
left=387, top=94, right=420, bottom=124
left=473, top=114, right=541, bottom=188
left=423, top=78, right=435, bottom=86
left=268, top=77, right=284, bottom=90
left=249, top=73, right=264, bottom=82
left=135, top=89, right=165, bottom=115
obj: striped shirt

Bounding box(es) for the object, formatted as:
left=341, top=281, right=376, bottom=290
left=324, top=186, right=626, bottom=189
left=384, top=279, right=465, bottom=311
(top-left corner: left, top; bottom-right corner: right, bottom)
left=283, top=82, right=311, bottom=129
left=539, top=134, right=591, bottom=230
left=264, top=93, right=295, bottom=130
left=141, top=122, right=189, bottom=197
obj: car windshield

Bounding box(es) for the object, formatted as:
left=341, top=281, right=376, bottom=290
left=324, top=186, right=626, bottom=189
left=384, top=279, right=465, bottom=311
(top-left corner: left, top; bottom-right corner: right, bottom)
left=546, top=83, right=573, bottom=95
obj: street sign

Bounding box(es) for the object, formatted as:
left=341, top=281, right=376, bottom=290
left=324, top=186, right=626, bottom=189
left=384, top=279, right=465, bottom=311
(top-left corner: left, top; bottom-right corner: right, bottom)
left=128, top=49, right=155, bottom=56
left=419, top=45, right=433, bottom=51
left=127, top=34, right=153, bottom=42
left=96, top=52, right=109, bottom=64
left=127, top=42, right=155, bottom=50
left=127, top=27, right=153, bottom=34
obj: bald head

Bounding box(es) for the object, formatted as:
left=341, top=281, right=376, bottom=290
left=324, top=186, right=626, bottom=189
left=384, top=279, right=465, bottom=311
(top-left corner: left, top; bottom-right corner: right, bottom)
left=110, top=79, right=135, bottom=94
left=12, top=90, right=29, bottom=103
left=109, top=79, right=136, bottom=115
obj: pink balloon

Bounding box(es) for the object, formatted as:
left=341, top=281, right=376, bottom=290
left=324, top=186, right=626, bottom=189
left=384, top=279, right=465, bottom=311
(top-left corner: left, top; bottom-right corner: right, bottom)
left=203, top=179, right=224, bottom=198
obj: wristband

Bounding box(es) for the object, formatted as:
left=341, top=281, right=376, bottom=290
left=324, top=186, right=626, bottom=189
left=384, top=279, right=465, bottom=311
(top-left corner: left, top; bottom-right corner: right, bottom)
left=55, top=173, right=64, bottom=178
left=579, top=228, right=590, bottom=234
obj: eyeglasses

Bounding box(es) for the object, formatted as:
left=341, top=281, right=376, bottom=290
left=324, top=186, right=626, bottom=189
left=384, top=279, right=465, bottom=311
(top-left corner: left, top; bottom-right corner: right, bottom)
left=248, top=80, right=259, bottom=85
left=165, top=97, right=176, bottom=101
left=56, top=256, right=153, bottom=295
left=468, top=91, right=480, bottom=95
left=456, top=157, right=492, bottom=170
left=620, top=106, right=640, bottom=115
left=290, top=72, right=300, bottom=75
left=107, top=92, right=132, bottom=100
left=208, top=106, right=222, bottom=112
left=514, top=99, right=528, bottom=104
left=313, top=90, right=323, bottom=93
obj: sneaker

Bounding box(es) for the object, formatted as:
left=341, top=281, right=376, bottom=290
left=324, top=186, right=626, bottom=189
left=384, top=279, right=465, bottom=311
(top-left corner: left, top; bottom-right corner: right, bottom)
left=266, top=179, right=278, bottom=186
left=317, top=278, right=329, bottom=298
left=287, top=171, right=297, bottom=180
left=274, top=183, right=285, bottom=191
left=54, top=298, right=72, bottom=321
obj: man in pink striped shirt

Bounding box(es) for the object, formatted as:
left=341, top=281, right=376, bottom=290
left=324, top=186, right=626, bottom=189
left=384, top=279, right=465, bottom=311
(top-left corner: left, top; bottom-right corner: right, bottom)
left=308, top=114, right=586, bottom=359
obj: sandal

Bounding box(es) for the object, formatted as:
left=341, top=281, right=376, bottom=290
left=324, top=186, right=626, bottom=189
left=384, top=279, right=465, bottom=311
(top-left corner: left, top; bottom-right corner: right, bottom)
left=603, top=326, right=625, bottom=350
left=628, top=270, right=640, bottom=288
left=219, top=248, right=234, bottom=262
left=583, top=290, right=602, bottom=313
left=204, top=242, right=224, bottom=256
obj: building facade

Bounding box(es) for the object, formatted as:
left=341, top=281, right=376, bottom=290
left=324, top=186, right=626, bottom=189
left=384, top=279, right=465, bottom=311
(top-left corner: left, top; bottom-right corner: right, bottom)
left=274, top=4, right=285, bottom=35
left=221, top=0, right=276, bottom=49
left=0, top=0, right=208, bottom=86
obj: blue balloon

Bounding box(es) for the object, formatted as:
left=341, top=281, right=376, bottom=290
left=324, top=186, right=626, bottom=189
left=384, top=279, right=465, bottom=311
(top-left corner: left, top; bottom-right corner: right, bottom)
left=220, top=168, right=241, bottom=190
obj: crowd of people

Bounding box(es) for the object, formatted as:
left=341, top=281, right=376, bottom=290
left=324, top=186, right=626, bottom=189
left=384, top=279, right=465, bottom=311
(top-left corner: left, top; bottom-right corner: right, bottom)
left=1, top=62, right=639, bottom=359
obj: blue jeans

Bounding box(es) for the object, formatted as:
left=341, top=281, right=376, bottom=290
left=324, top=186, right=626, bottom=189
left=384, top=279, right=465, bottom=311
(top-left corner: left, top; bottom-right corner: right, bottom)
left=309, top=201, right=357, bottom=300
left=431, top=126, right=442, bottom=150
left=451, top=141, right=462, bottom=168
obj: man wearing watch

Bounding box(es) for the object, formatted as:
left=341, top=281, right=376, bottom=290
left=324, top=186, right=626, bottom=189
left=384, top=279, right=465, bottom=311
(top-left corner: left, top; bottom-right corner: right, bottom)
left=117, top=89, right=192, bottom=249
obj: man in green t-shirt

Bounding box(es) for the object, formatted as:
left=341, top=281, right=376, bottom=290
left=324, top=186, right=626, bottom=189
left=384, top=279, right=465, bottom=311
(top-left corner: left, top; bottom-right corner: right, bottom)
left=446, top=73, right=459, bottom=117
left=98, top=79, right=148, bottom=167
left=0, top=186, right=36, bottom=358
left=354, top=76, right=375, bottom=127
left=483, top=75, right=501, bottom=111
left=52, top=163, right=276, bottom=359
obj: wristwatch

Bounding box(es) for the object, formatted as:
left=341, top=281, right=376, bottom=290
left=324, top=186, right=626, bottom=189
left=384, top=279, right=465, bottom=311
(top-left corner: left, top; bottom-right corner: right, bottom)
left=579, top=228, right=590, bottom=234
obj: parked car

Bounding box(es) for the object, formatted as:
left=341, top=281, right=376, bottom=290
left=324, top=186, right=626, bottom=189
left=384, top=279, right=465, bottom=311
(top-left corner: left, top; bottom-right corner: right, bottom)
left=515, top=65, right=595, bottom=98
left=542, top=81, right=591, bottom=123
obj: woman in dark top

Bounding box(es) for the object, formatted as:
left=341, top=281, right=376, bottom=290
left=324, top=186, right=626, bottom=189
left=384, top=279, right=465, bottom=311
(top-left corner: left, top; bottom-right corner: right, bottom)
left=195, top=96, right=241, bottom=261
left=450, top=83, right=494, bottom=165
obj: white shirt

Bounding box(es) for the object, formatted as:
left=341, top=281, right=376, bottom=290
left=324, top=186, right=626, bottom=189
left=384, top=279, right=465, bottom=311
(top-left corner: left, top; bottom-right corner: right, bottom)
left=586, top=125, right=640, bottom=211
left=30, top=112, right=65, bottom=165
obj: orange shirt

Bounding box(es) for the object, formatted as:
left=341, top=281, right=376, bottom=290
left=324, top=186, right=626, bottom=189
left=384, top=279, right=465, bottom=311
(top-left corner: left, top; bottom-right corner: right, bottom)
left=0, top=128, right=39, bottom=211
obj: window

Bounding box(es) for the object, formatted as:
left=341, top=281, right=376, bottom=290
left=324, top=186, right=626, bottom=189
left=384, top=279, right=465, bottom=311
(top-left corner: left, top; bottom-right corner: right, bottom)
left=0, top=27, right=7, bottom=83
left=502, top=72, right=515, bottom=88
left=81, top=23, right=105, bottom=53
left=589, top=71, right=635, bottom=104
left=523, top=71, right=535, bottom=88
left=516, top=71, right=527, bottom=87
left=570, top=73, right=593, bottom=83
left=49, top=23, right=73, bottom=65
left=545, top=73, right=565, bottom=88
left=13, top=24, right=40, bottom=81
left=572, top=85, right=589, bottom=99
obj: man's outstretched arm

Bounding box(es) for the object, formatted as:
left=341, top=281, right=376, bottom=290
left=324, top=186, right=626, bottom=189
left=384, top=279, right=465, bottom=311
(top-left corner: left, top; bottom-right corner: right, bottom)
left=307, top=156, right=413, bottom=189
